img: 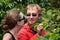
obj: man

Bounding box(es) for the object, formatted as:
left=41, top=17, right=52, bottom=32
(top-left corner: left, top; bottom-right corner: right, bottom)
left=17, top=4, right=45, bottom=40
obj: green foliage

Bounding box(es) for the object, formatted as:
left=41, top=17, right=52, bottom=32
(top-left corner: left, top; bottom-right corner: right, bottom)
left=49, top=0, right=60, bottom=8
left=34, top=28, right=60, bottom=40
left=0, top=27, right=3, bottom=40
left=34, top=37, right=39, bottom=40
left=0, top=0, right=60, bottom=40
left=34, top=36, right=48, bottom=40
left=44, top=28, right=60, bottom=40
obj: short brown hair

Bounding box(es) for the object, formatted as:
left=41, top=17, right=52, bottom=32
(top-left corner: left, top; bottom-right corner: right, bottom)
left=26, top=4, right=42, bottom=16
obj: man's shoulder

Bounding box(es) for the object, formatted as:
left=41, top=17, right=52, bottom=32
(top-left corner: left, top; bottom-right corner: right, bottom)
left=22, top=22, right=29, bottom=30
left=18, top=23, right=30, bottom=34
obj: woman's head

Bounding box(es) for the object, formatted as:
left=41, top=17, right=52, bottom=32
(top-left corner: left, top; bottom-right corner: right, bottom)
left=1, top=9, right=24, bottom=31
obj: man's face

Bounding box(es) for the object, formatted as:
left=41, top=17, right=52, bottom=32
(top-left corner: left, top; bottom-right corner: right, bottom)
left=26, top=8, right=39, bottom=25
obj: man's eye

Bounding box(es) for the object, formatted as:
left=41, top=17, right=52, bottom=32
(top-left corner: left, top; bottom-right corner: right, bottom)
left=26, top=14, right=31, bottom=16
left=32, top=14, right=37, bottom=16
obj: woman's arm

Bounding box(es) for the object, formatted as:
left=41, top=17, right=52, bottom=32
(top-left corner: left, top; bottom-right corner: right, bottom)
left=2, top=33, right=12, bottom=40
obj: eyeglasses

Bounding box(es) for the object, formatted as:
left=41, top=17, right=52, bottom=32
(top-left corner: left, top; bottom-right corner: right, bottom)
left=19, top=16, right=25, bottom=21
left=26, top=13, right=37, bottom=16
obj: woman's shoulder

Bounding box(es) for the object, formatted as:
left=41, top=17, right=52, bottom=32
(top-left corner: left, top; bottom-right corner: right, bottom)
left=2, top=33, right=12, bottom=40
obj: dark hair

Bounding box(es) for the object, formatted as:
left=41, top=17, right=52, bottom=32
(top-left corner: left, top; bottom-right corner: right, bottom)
left=1, top=9, right=22, bottom=31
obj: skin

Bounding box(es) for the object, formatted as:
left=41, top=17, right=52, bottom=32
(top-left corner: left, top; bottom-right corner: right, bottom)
left=2, top=33, right=12, bottom=40
left=26, top=7, right=39, bottom=25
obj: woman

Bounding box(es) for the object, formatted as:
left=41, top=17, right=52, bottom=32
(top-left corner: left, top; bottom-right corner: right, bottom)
left=1, top=9, right=24, bottom=40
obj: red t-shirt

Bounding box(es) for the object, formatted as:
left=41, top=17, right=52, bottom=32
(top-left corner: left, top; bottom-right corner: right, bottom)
left=17, top=23, right=45, bottom=40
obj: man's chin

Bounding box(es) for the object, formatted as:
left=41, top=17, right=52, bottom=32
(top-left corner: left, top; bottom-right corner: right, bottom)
left=28, top=21, right=35, bottom=24
left=28, top=22, right=33, bottom=25
left=30, top=22, right=35, bottom=25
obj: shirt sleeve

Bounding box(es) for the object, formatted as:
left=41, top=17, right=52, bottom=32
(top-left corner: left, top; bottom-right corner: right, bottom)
left=41, top=29, right=45, bottom=36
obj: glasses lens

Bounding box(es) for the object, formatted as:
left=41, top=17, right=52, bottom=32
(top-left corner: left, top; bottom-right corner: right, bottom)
left=26, top=13, right=37, bottom=16
left=26, top=13, right=30, bottom=16
left=19, top=16, right=24, bottom=21
left=32, top=13, right=37, bottom=16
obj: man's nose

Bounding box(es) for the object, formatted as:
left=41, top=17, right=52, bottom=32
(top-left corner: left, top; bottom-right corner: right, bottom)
left=30, top=14, right=33, bottom=18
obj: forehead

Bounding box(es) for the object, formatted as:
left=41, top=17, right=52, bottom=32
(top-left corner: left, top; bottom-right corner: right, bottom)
left=27, top=7, right=38, bottom=14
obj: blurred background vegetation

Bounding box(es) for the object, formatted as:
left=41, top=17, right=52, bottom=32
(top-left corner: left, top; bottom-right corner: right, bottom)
left=0, top=0, right=60, bottom=40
